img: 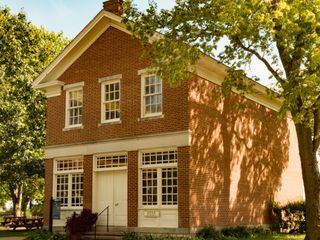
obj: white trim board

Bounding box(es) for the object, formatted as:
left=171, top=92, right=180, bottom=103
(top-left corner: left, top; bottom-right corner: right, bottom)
left=44, top=131, right=190, bottom=159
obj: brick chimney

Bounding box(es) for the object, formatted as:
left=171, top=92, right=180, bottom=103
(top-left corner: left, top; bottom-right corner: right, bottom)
left=103, top=0, right=123, bottom=16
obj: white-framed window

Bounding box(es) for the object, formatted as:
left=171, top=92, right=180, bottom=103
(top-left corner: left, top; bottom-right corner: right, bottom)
left=64, top=82, right=84, bottom=129
left=140, top=150, right=178, bottom=208
left=95, top=153, right=128, bottom=171
left=54, top=157, right=84, bottom=208
left=141, top=74, right=162, bottom=118
left=99, top=74, right=121, bottom=123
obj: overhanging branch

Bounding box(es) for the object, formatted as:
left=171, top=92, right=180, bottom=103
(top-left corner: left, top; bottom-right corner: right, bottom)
left=233, top=37, right=285, bottom=85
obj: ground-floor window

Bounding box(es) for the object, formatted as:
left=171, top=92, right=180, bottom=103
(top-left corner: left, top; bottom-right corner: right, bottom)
left=54, top=157, right=83, bottom=208
left=140, top=150, right=178, bottom=208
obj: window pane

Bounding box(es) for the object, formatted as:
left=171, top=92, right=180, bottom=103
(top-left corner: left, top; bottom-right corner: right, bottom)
left=142, top=151, right=177, bottom=165
left=96, top=154, right=128, bottom=169
left=67, top=89, right=83, bottom=126
left=56, top=175, right=69, bottom=207
left=71, top=173, right=83, bottom=207
left=142, top=169, right=157, bottom=205
left=161, top=168, right=178, bottom=205
left=143, top=76, right=162, bottom=116
left=56, top=159, right=83, bottom=171
left=103, top=81, right=120, bottom=121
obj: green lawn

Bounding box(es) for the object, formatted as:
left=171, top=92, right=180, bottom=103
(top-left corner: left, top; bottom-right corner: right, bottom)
left=0, top=226, right=28, bottom=238
left=251, top=234, right=305, bottom=240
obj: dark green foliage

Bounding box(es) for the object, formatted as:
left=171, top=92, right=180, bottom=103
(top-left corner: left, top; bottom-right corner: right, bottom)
left=123, top=231, right=140, bottom=240
left=196, top=225, right=224, bottom=240
left=65, top=209, right=98, bottom=235
left=272, top=201, right=306, bottom=233
left=25, top=229, right=66, bottom=240
left=0, top=7, right=68, bottom=216
left=221, top=226, right=251, bottom=239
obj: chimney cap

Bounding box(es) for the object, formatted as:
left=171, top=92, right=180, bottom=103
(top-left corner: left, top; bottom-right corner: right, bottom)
left=103, top=0, right=123, bottom=16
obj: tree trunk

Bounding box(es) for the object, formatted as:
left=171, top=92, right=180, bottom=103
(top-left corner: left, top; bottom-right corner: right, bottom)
left=295, top=123, right=320, bottom=240
left=10, top=185, right=23, bottom=217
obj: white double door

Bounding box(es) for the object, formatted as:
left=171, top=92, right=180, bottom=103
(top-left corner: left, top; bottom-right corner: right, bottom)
left=94, top=170, right=127, bottom=226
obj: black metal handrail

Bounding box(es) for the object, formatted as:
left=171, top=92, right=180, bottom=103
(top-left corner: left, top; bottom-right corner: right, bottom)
left=94, top=205, right=109, bottom=240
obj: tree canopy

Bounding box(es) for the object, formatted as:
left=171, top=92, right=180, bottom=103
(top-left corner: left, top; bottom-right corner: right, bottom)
left=123, top=0, right=320, bottom=239
left=0, top=7, right=68, bottom=216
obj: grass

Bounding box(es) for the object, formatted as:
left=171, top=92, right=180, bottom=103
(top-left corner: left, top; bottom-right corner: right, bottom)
left=0, top=226, right=28, bottom=238
left=251, top=233, right=305, bottom=240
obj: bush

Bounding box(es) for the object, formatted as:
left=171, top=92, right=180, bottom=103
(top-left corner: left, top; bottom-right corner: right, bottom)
left=123, top=231, right=140, bottom=240
left=272, top=200, right=306, bottom=233
left=65, top=209, right=98, bottom=236
left=221, top=226, right=251, bottom=239
left=25, top=229, right=66, bottom=240
left=196, top=225, right=224, bottom=240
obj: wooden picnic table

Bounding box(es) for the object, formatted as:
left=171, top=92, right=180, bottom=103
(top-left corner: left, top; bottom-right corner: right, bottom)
left=1, top=216, right=44, bottom=231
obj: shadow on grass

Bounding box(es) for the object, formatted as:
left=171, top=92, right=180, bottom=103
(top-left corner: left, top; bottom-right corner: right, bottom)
left=0, top=227, right=28, bottom=238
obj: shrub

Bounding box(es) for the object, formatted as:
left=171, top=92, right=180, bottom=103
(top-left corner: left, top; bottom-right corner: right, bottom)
left=123, top=231, right=140, bottom=240
left=65, top=209, right=98, bottom=236
left=272, top=200, right=306, bottom=233
left=25, top=229, right=66, bottom=240
left=221, top=226, right=251, bottom=239
left=196, top=225, right=224, bottom=240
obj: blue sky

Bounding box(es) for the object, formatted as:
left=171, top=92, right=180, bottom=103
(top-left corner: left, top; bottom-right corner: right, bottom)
left=0, top=0, right=174, bottom=39
left=0, top=0, right=271, bottom=85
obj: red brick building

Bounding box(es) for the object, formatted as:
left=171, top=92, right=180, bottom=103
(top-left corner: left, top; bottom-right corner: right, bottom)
left=33, top=0, right=304, bottom=232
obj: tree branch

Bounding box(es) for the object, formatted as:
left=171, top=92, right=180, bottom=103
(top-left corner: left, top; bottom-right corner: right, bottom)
left=233, top=37, right=285, bottom=85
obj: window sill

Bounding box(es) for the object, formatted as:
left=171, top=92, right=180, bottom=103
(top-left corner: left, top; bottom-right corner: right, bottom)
left=138, top=114, right=164, bottom=122
left=60, top=206, right=83, bottom=211
left=63, top=125, right=84, bottom=131
left=138, top=206, right=178, bottom=210
left=98, top=120, right=121, bottom=127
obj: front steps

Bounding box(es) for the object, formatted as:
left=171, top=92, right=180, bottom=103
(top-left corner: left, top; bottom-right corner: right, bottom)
left=81, top=231, right=123, bottom=240
left=81, top=226, right=125, bottom=240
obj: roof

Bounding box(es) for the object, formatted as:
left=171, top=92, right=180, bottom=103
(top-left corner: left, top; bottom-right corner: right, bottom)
left=33, top=8, right=282, bottom=111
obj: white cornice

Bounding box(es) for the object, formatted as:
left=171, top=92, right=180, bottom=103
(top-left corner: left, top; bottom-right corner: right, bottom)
left=35, top=80, right=65, bottom=98
left=44, top=130, right=190, bottom=158
left=194, top=56, right=283, bottom=111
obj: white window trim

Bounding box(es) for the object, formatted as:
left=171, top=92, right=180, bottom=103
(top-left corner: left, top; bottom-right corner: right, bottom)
left=99, top=74, right=122, bottom=124
left=93, top=151, right=128, bottom=172
left=64, top=82, right=84, bottom=130
left=53, top=156, right=84, bottom=210
left=139, top=70, right=163, bottom=119
left=138, top=149, right=178, bottom=210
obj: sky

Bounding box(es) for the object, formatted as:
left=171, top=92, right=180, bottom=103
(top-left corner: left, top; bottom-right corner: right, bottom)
left=0, top=0, right=271, bottom=85
left=0, top=0, right=175, bottom=39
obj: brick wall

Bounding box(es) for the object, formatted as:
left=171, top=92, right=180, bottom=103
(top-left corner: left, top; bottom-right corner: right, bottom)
left=44, top=159, right=53, bottom=227
left=83, top=155, right=93, bottom=210
left=128, top=151, right=138, bottom=227
left=46, top=27, right=189, bottom=146
left=178, top=146, right=190, bottom=228
left=188, top=76, right=303, bottom=227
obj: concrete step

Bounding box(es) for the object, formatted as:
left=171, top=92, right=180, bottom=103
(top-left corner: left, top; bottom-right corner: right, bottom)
left=81, top=231, right=124, bottom=240
left=81, top=235, right=122, bottom=240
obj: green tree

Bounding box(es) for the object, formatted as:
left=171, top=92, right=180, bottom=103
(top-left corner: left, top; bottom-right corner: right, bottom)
left=123, top=0, right=320, bottom=239
left=0, top=7, right=68, bottom=217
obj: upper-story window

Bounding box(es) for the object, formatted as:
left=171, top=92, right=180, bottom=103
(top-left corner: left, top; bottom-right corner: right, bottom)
left=99, top=74, right=121, bottom=123
left=64, top=82, right=84, bottom=129
left=141, top=74, right=162, bottom=118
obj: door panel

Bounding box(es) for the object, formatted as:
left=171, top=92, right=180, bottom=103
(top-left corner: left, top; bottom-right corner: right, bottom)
left=113, top=171, right=127, bottom=226
left=94, top=170, right=127, bottom=226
